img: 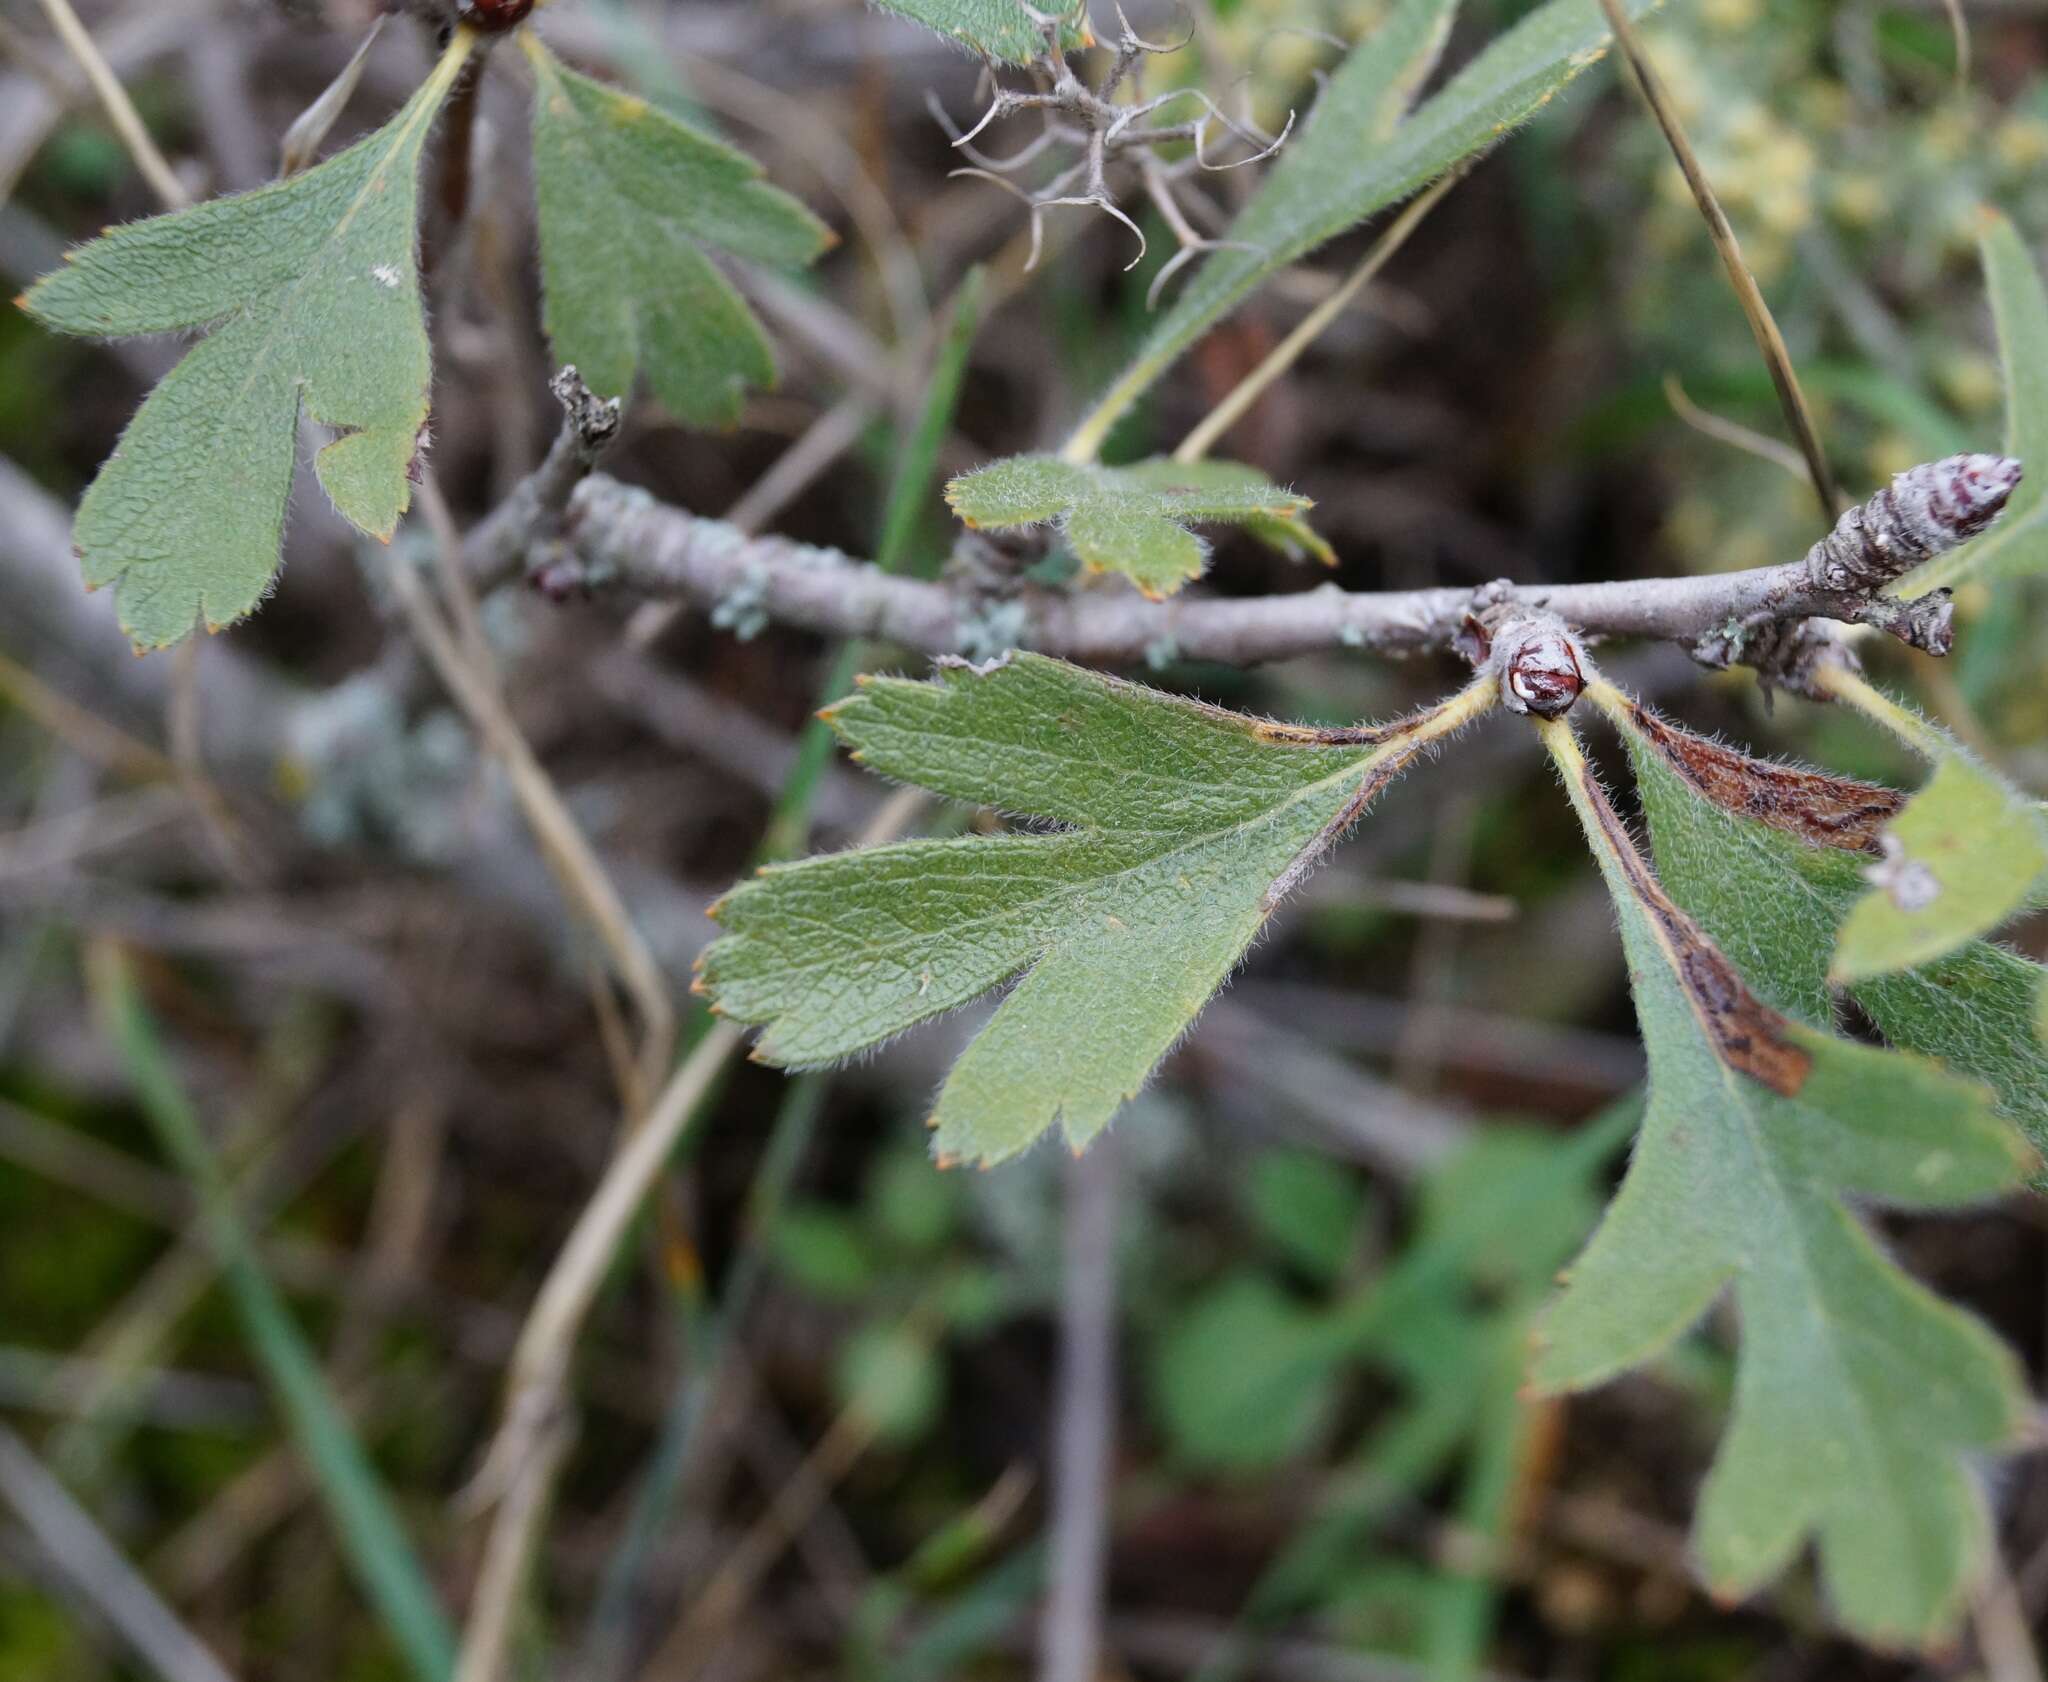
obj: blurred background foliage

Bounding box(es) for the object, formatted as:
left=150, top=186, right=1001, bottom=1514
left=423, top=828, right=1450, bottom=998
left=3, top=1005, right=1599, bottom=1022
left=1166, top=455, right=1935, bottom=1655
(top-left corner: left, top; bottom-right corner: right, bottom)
left=2, top=0, right=2048, bottom=1679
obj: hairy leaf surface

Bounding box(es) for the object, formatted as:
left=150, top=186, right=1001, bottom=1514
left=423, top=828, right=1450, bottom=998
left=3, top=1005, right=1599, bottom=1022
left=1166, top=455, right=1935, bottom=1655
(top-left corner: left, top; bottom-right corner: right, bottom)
left=868, top=0, right=1088, bottom=61
left=1904, top=211, right=2048, bottom=591
left=1833, top=756, right=2048, bottom=981
left=1825, top=683, right=2048, bottom=983
left=20, top=42, right=473, bottom=650
left=1602, top=691, right=2048, bottom=1156
left=945, top=455, right=1322, bottom=595
left=526, top=36, right=831, bottom=429
left=1089, top=0, right=1656, bottom=431
left=698, top=654, right=1489, bottom=1164
left=1533, top=720, right=2029, bottom=1646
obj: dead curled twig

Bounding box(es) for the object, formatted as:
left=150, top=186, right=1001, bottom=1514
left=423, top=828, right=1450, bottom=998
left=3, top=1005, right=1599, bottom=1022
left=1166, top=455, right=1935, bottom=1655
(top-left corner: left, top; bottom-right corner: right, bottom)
left=929, top=1, right=1293, bottom=291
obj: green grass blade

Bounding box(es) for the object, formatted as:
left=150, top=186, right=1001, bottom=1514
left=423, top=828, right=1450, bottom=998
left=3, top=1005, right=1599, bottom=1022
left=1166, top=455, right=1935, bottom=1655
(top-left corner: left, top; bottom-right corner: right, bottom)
left=1901, top=209, right=2048, bottom=593
left=87, top=943, right=458, bottom=1682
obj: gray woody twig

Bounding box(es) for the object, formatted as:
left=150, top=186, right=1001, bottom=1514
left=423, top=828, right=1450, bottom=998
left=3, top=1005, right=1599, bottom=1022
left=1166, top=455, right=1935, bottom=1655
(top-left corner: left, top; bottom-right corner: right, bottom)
left=463, top=366, right=622, bottom=598
left=481, top=453, right=2020, bottom=672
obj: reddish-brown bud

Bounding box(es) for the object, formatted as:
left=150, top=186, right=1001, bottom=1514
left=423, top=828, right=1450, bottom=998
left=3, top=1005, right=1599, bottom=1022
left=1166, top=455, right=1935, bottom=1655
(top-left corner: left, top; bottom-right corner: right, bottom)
left=456, top=0, right=535, bottom=33
left=1491, top=614, right=1586, bottom=719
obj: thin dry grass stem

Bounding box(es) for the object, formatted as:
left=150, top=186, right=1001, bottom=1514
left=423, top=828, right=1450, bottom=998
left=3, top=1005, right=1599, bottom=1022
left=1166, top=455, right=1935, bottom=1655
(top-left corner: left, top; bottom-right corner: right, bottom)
left=586, top=953, right=650, bottom=1123
left=451, top=1016, right=745, bottom=1679
left=394, top=505, right=676, bottom=1104
left=167, top=639, right=256, bottom=884
left=1172, top=167, right=1462, bottom=465
left=456, top=789, right=925, bottom=1681
left=1036, top=1140, right=1119, bottom=1682
left=329, top=1094, right=446, bottom=1377
left=1595, top=0, right=1841, bottom=518
left=55, top=1119, right=283, bottom=1443
left=452, top=1410, right=572, bottom=1682
left=0, top=608, right=245, bottom=878
left=645, top=1385, right=888, bottom=1679
left=417, top=470, right=503, bottom=695
left=0, top=649, right=178, bottom=783
left=1942, top=0, right=1972, bottom=89
left=1660, top=372, right=1810, bottom=483
left=0, top=14, right=71, bottom=93
left=33, top=0, right=188, bottom=210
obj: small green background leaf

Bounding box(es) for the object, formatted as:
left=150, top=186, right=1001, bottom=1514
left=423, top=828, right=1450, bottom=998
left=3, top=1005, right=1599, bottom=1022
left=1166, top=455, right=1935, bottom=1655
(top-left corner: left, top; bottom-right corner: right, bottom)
left=526, top=35, right=831, bottom=429
left=945, top=455, right=1320, bottom=596
left=1903, top=209, right=2048, bottom=591
left=1833, top=755, right=2048, bottom=983
left=1821, top=678, right=2048, bottom=984
left=868, top=0, right=1088, bottom=62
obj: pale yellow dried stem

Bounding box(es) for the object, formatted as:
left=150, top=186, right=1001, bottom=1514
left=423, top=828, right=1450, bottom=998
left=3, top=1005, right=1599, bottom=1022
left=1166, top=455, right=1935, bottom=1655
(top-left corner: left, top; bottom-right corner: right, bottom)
left=1173, top=169, right=1459, bottom=466
left=34, top=0, right=188, bottom=210
left=1660, top=372, right=1808, bottom=484
left=386, top=533, right=677, bottom=1100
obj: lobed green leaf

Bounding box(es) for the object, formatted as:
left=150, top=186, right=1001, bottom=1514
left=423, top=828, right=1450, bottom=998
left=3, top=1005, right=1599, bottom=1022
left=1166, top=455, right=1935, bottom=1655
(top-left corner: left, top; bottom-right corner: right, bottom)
left=526, top=35, right=831, bottom=429
left=1533, top=720, right=2030, bottom=1647
left=21, top=46, right=471, bottom=650
left=945, top=454, right=1322, bottom=595
left=698, top=653, right=1487, bottom=1164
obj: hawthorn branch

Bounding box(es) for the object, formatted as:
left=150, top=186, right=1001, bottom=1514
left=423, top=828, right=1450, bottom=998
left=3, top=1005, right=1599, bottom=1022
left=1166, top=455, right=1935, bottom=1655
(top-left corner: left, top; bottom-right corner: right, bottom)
left=479, top=457, right=2015, bottom=671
